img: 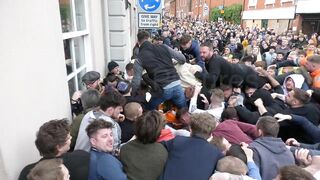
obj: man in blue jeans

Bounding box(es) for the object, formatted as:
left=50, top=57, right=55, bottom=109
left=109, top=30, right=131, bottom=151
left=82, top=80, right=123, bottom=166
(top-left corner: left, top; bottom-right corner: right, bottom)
left=132, top=30, right=186, bottom=110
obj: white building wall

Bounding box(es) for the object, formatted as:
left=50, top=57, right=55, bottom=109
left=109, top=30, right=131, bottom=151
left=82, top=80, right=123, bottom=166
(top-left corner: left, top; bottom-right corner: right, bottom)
left=108, top=0, right=135, bottom=70
left=0, top=0, right=137, bottom=179
left=0, top=0, right=71, bottom=179
left=88, top=0, right=109, bottom=77
left=296, top=0, right=320, bottom=13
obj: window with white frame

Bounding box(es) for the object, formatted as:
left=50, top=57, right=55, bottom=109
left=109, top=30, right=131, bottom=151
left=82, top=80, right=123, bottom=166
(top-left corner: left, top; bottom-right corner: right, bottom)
left=59, top=0, right=90, bottom=97
left=265, top=0, right=275, bottom=5
left=248, top=0, right=257, bottom=7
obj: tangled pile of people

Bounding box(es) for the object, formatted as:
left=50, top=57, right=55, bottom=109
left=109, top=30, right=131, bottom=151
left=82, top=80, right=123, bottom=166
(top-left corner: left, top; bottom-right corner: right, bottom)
left=19, top=17, right=320, bottom=180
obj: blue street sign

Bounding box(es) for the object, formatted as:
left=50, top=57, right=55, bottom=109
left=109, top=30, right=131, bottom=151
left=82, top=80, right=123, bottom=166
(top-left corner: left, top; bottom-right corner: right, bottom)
left=138, top=0, right=161, bottom=12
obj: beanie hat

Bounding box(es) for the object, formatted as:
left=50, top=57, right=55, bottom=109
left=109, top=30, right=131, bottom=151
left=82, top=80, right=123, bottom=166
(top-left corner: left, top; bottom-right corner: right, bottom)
left=108, top=61, right=119, bottom=72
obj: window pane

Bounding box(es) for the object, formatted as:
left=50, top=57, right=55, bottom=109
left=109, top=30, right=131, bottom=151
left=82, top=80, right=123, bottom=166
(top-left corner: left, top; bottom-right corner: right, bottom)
left=64, top=39, right=74, bottom=75
left=75, top=0, right=86, bottom=30
left=59, top=0, right=74, bottom=32
left=74, top=37, right=86, bottom=68
left=77, top=69, right=87, bottom=90
left=68, top=77, right=76, bottom=97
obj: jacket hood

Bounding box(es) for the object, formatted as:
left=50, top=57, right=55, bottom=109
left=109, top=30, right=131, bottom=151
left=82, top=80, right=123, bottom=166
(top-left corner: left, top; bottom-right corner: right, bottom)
left=283, top=74, right=305, bottom=94
left=251, top=137, right=288, bottom=154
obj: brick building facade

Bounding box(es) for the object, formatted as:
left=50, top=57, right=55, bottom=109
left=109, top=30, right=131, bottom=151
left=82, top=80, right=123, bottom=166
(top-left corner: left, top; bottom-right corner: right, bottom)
left=242, top=0, right=295, bottom=34
left=242, top=0, right=320, bottom=35
left=190, top=0, right=242, bottom=20
left=169, top=0, right=320, bottom=35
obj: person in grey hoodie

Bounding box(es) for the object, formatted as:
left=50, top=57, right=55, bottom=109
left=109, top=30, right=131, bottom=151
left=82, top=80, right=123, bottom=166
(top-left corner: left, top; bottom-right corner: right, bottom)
left=282, top=74, right=306, bottom=95
left=249, top=116, right=295, bottom=180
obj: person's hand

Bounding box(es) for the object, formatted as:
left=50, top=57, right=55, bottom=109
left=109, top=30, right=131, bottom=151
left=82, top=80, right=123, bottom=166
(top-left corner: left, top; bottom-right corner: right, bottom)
left=117, top=114, right=125, bottom=122
left=71, top=91, right=82, bottom=101
left=228, top=95, right=238, bottom=107
left=295, top=148, right=312, bottom=166
left=286, top=138, right=300, bottom=147
left=126, top=76, right=133, bottom=81
left=271, top=93, right=278, bottom=99
left=255, top=67, right=268, bottom=77
left=306, top=89, right=313, bottom=96
left=262, top=83, right=272, bottom=91
left=172, top=59, right=178, bottom=65
left=200, top=94, right=209, bottom=105
left=189, top=58, right=196, bottom=65
left=233, top=87, right=241, bottom=94
left=268, top=64, right=277, bottom=69
left=254, top=98, right=263, bottom=107
left=189, top=65, right=202, bottom=74
left=194, top=85, right=202, bottom=96
left=145, top=92, right=152, bottom=102
left=241, top=142, right=254, bottom=162
left=274, top=113, right=292, bottom=122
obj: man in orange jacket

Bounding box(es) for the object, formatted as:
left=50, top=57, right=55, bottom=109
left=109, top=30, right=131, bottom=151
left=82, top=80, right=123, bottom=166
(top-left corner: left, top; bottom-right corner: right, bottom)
left=305, top=55, right=320, bottom=88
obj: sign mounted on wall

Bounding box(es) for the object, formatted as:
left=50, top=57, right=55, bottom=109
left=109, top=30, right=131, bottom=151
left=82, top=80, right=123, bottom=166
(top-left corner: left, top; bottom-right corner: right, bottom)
left=138, top=13, right=161, bottom=28
left=138, top=0, right=161, bottom=12
left=137, top=0, right=162, bottom=29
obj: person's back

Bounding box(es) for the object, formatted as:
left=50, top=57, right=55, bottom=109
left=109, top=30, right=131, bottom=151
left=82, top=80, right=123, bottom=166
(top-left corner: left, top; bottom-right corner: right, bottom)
left=197, top=43, right=264, bottom=89
left=160, top=113, right=223, bottom=180
left=120, top=111, right=168, bottom=180
left=119, top=102, right=143, bottom=143
left=249, top=116, right=294, bottom=180
left=121, top=139, right=168, bottom=180
left=138, top=41, right=180, bottom=88
left=213, top=120, right=258, bottom=144
left=160, top=135, right=222, bottom=180
left=70, top=89, right=100, bottom=151
left=132, top=31, right=186, bottom=110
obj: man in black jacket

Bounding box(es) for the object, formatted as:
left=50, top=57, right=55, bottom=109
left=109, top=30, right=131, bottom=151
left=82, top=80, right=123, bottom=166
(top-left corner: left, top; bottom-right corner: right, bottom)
left=195, top=42, right=266, bottom=90
left=131, top=30, right=186, bottom=110
left=19, top=119, right=89, bottom=180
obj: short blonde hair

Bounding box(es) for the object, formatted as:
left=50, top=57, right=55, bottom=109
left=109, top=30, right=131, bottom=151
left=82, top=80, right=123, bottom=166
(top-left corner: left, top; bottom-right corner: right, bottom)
left=124, top=102, right=142, bottom=120
left=216, top=156, right=248, bottom=175
left=190, top=112, right=216, bottom=139
left=27, top=159, right=65, bottom=180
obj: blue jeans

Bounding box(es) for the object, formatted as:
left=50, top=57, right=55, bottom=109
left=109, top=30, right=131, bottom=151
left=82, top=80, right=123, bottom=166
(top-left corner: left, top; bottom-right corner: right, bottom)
left=146, top=85, right=186, bottom=110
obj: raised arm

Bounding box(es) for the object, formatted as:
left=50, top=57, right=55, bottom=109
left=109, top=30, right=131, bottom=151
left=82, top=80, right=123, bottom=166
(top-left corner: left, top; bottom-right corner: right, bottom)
left=164, top=45, right=186, bottom=64
left=131, top=59, right=144, bottom=95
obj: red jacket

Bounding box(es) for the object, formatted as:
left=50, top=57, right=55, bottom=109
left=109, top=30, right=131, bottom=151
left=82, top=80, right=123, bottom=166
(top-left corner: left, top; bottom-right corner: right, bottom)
left=212, top=120, right=259, bottom=144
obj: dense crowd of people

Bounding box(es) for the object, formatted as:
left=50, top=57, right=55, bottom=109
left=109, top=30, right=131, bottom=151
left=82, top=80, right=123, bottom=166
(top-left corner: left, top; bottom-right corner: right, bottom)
left=19, top=17, right=320, bottom=180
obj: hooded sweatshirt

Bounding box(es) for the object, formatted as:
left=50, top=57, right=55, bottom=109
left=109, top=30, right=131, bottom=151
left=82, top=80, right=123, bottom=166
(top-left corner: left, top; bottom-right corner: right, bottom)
left=282, top=74, right=305, bottom=95
left=249, top=137, right=295, bottom=180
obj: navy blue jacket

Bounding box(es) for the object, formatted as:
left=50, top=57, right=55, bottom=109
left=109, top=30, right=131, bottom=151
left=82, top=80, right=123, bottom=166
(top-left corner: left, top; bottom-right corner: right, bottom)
left=160, top=135, right=223, bottom=180
left=181, top=40, right=205, bottom=69
left=89, top=149, right=126, bottom=180
left=291, top=114, right=320, bottom=143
